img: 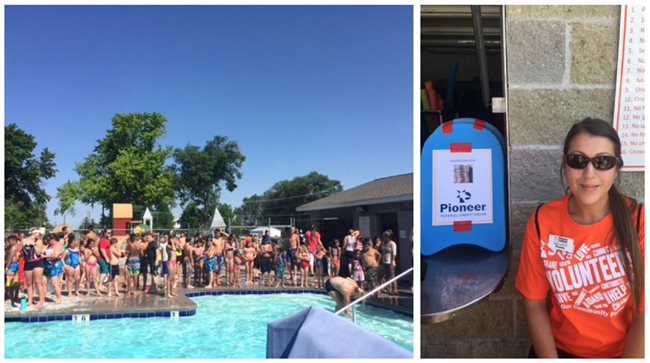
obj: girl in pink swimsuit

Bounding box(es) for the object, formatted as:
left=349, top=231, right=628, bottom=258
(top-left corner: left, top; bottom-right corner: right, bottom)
left=84, top=240, right=103, bottom=296
left=166, top=239, right=178, bottom=298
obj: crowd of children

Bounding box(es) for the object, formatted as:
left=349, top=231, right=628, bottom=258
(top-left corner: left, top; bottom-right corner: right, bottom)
left=4, top=225, right=399, bottom=309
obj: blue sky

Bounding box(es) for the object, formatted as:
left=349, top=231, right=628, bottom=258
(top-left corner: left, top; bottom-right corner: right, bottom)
left=5, top=5, right=413, bottom=228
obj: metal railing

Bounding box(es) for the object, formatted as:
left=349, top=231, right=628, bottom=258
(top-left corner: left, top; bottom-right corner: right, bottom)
left=335, top=267, right=413, bottom=322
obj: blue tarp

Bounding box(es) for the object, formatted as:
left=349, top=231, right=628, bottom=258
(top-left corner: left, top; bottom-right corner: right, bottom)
left=266, top=306, right=412, bottom=358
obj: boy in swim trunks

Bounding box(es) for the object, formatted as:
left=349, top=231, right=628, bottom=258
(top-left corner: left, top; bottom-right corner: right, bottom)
left=182, top=237, right=194, bottom=289
left=259, top=240, right=274, bottom=287
left=274, top=245, right=286, bottom=288
left=361, top=239, right=381, bottom=290
left=212, top=233, right=227, bottom=288
left=108, top=238, right=122, bottom=297
left=314, top=243, right=327, bottom=289
left=5, top=248, right=21, bottom=306
left=288, top=227, right=300, bottom=286
left=126, top=234, right=142, bottom=295
left=204, top=238, right=216, bottom=288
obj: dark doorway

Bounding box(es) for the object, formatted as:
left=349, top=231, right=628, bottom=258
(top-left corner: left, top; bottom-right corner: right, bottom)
left=421, top=5, right=506, bottom=148
left=378, top=212, right=399, bottom=238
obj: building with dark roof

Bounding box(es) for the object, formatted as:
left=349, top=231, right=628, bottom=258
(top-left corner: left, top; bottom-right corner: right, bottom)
left=297, top=173, right=413, bottom=283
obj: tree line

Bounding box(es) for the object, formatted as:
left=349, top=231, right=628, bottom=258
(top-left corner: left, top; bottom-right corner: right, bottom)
left=5, top=113, right=341, bottom=232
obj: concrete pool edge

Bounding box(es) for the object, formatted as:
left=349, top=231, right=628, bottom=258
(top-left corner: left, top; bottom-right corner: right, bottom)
left=5, top=287, right=412, bottom=323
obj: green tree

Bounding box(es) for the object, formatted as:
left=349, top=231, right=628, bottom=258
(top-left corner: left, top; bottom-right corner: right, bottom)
left=54, top=181, right=81, bottom=224
left=4, top=123, right=57, bottom=229
left=5, top=200, right=50, bottom=231
left=73, top=113, right=176, bottom=220
left=234, top=194, right=263, bottom=226
left=262, top=172, right=342, bottom=219
left=152, top=203, right=175, bottom=230
left=178, top=201, right=204, bottom=229
left=78, top=216, right=97, bottom=231
left=236, top=172, right=342, bottom=229
left=173, top=136, right=245, bottom=227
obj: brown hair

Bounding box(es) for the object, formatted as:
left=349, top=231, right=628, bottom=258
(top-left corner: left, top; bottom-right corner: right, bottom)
left=562, top=117, right=643, bottom=308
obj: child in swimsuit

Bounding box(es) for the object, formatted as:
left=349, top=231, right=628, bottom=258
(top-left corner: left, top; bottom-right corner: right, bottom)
left=194, top=240, right=205, bottom=287
left=126, top=234, right=142, bottom=295
left=175, top=246, right=183, bottom=284
left=5, top=252, right=20, bottom=305
left=233, top=249, right=243, bottom=288
left=243, top=242, right=257, bottom=288
left=298, top=246, right=310, bottom=288
left=274, top=246, right=286, bottom=288
left=203, top=238, right=216, bottom=288
left=78, top=239, right=87, bottom=293
left=43, top=235, right=64, bottom=304
left=225, top=241, right=235, bottom=287
left=166, top=240, right=178, bottom=298
left=352, top=251, right=365, bottom=289
left=315, top=244, right=327, bottom=289
left=108, top=238, right=122, bottom=297
left=84, top=240, right=103, bottom=296
left=62, top=239, right=82, bottom=296
left=329, top=239, right=341, bottom=277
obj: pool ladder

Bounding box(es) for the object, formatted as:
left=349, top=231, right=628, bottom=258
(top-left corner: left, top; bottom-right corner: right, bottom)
left=335, top=267, right=414, bottom=323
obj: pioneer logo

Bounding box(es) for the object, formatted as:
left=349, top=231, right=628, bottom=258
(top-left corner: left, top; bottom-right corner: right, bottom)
left=456, top=190, right=471, bottom=203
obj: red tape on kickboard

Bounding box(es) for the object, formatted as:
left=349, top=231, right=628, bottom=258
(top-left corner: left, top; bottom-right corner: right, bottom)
left=453, top=221, right=472, bottom=232
left=473, top=119, right=485, bottom=131
left=450, top=143, right=472, bottom=152
left=442, top=122, right=453, bottom=134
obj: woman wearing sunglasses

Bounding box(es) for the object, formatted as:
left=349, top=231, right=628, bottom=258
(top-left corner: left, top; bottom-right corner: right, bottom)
left=516, top=118, right=644, bottom=358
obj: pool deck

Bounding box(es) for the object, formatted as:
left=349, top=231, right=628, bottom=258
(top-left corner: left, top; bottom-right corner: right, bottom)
left=5, top=281, right=412, bottom=322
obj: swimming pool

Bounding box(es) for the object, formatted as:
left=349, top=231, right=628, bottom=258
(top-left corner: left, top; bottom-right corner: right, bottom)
left=4, top=293, right=412, bottom=358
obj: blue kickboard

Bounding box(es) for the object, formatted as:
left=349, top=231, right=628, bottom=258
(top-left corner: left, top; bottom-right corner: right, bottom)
left=421, top=118, right=506, bottom=255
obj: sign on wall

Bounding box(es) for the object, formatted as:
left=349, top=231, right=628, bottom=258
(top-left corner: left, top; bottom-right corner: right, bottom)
left=432, top=149, right=493, bottom=226
left=613, top=5, right=645, bottom=171
left=358, top=216, right=370, bottom=239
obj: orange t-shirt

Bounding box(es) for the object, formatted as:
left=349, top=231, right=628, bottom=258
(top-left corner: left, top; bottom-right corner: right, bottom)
left=515, top=194, right=644, bottom=358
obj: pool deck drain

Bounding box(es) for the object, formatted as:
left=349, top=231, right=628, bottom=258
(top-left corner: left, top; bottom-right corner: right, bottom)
left=5, top=284, right=412, bottom=322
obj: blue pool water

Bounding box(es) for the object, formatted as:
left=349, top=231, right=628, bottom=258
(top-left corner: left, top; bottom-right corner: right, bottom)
left=4, top=293, right=412, bottom=358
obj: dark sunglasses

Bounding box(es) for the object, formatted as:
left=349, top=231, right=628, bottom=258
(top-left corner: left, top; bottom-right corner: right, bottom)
left=565, top=153, right=621, bottom=170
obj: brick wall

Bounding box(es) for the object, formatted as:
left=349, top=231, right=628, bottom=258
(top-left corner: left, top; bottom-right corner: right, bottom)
left=421, top=5, right=645, bottom=358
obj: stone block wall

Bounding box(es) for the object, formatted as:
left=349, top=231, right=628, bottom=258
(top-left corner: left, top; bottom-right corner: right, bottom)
left=421, top=5, right=645, bottom=358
